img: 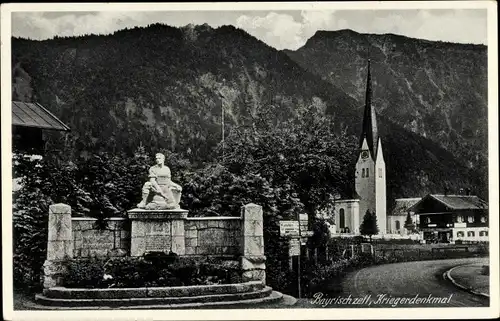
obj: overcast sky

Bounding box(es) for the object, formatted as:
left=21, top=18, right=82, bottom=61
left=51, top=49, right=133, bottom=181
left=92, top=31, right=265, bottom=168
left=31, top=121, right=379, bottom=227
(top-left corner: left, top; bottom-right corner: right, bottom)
left=11, top=9, right=487, bottom=50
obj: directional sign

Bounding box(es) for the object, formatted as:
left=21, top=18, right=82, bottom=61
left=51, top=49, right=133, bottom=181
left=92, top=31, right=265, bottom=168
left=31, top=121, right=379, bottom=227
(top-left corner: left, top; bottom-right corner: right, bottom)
left=280, top=221, right=300, bottom=237
left=299, top=214, right=308, bottom=222
left=301, top=231, right=314, bottom=237
left=289, top=238, right=300, bottom=256
left=299, top=213, right=308, bottom=231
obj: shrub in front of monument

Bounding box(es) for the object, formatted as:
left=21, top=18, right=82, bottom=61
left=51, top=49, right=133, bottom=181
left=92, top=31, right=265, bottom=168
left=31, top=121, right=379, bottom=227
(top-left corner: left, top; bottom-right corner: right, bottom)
left=63, top=255, right=242, bottom=288
left=65, top=257, right=108, bottom=288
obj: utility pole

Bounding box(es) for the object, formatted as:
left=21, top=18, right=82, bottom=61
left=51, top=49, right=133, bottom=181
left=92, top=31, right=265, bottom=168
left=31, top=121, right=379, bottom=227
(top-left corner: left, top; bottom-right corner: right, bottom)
left=222, top=98, right=225, bottom=163
left=218, top=91, right=225, bottom=163
left=297, top=227, right=302, bottom=299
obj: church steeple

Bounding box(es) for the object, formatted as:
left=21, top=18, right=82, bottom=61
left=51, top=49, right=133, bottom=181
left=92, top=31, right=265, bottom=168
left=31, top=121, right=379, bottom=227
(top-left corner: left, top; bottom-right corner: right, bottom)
left=359, top=59, right=379, bottom=159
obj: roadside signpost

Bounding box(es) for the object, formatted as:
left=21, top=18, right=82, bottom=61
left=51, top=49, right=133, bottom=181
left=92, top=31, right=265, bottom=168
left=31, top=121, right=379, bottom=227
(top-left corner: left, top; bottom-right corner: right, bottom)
left=279, top=214, right=314, bottom=299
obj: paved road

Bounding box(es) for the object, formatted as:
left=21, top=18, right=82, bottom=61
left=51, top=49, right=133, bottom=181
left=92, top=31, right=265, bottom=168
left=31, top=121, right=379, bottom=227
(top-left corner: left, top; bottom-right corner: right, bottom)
left=299, top=257, right=489, bottom=308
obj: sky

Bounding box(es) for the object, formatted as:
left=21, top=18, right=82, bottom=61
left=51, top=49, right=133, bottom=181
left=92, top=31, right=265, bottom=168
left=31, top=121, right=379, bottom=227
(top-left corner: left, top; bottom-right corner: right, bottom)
left=11, top=9, right=488, bottom=50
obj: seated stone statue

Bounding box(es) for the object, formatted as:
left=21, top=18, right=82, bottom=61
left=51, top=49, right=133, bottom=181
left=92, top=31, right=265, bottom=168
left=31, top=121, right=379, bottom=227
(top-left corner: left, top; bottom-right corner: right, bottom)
left=137, top=153, right=182, bottom=210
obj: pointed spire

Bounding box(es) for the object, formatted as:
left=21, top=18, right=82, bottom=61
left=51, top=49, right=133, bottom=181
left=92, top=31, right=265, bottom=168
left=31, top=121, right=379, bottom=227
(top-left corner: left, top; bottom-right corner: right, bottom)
left=365, top=59, right=372, bottom=109
left=359, top=59, right=379, bottom=158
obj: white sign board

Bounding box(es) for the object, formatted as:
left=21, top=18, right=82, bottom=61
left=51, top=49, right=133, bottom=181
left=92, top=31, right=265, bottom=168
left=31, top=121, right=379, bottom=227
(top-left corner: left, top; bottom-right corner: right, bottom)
left=289, top=238, right=300, bottom=256
left=301, top=231, right=314, bottom=237
left=280, top=220, right=300, bottom=236
left=299, top=214, right=308, bottom=231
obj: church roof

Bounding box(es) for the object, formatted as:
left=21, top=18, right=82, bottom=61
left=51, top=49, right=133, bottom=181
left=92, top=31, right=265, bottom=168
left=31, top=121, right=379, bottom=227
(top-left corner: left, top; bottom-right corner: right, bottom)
left=409, top=194, right=488, bottom=213
left=389, top=198, right=421, bottom=216
left=359, top=60, right=379, bottom=159
left=12, top=101, right=70, bottom=131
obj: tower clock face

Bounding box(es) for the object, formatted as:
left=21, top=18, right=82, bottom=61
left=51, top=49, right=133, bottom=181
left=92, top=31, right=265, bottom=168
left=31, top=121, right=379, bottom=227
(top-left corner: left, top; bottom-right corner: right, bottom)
left=361, top=151, right=369, bottom=160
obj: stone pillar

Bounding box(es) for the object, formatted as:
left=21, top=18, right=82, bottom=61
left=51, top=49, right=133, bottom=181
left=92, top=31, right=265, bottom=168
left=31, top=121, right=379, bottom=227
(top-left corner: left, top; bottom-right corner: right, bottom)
left=127, top=209, right=188, bottom=257
left=240, top=203, right=266, bottom=283
left=43, top=203, right=73, bottom=289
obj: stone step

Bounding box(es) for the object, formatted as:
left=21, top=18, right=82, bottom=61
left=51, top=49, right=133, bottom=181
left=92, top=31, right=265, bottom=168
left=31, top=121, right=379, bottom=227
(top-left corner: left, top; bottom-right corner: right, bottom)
left=28, top=291, right=293, bottom=310
left=43, top=281, right=265, bottom=299
left=35, top=286, right=274, bottom=308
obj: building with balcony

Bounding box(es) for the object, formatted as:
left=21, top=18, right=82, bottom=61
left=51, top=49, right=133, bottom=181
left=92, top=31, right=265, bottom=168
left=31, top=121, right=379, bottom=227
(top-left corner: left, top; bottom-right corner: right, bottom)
left=408, top=194, right=488, bottom=243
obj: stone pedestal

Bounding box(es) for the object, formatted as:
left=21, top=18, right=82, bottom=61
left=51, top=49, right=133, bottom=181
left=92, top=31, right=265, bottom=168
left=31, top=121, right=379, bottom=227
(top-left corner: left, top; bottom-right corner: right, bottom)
left=240, top=204, right=266, bottom=283
left=127, top=209, right=188, bottom=257
left=43, top=203, right=73, bottom=288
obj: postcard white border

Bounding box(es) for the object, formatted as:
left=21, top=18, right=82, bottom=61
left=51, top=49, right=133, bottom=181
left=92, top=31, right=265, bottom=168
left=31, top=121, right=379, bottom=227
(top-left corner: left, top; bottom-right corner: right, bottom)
left=2, top=1, right=498, bottom=320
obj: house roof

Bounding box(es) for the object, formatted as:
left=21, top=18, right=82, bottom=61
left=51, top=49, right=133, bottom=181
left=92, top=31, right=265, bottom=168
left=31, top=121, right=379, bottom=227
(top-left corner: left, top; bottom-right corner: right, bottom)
left=389, top=198, right=422, bottom=216
left=409, top=194, right=488, bottom=212
left=12, top=101, right=70, bottom=131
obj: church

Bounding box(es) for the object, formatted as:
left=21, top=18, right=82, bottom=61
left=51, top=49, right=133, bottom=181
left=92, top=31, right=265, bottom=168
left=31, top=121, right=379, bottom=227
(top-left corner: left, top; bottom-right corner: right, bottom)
left=325, top=60, right=387, bottom=236
left=322, top=62, right=488, bottom=242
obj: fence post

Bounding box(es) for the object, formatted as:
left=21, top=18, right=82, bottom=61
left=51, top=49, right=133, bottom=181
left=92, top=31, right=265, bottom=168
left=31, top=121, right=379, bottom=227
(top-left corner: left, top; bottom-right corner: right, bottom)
left=43, top=203, right=73, bottom=288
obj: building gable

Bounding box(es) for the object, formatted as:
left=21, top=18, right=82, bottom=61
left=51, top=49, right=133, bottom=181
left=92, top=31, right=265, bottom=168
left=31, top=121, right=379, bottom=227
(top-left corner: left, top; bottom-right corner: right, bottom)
left=409, top=194, right=488, bottom=214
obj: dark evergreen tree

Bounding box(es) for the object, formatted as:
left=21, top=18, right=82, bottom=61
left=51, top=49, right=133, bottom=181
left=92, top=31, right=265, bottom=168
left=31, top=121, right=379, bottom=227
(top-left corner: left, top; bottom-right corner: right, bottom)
left=360, top=210, right=379, bottom=242
left=404, top=212, right=416, bottom=234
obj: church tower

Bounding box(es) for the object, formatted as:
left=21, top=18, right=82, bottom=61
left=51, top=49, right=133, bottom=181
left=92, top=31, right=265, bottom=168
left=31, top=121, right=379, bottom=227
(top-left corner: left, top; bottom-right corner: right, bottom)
left=355, top=60, right=387, bottom=234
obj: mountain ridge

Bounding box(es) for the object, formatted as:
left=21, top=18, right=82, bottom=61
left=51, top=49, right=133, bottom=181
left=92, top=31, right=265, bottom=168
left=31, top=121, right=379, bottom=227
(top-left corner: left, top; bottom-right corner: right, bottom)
left=11, top=23, right=488, bottom=200
left=284, top=28, right=488, bottom=172
left=306, top=29, right=487, bottom=48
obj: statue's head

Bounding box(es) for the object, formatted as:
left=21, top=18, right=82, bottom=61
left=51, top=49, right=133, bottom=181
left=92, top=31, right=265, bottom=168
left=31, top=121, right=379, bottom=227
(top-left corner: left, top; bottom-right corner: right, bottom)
left=155, top=153, right=165, bottom=165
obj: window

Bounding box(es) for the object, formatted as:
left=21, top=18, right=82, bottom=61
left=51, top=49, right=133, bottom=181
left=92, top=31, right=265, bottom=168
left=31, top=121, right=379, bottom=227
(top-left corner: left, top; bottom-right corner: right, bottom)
left=467, top=231, right=475, bottom=237
left=425, top=217, right=431, bottom=224
left=362, top=169, right=365, bottom=178
left=339, top=209, right=345, bottom=229
left=481, top=216, right=487, bottom=223
left=456, top=231, right=465, bottom=237
left=366, top=168, right=369, bottom=177
left=457, top=215, right=464, bottom=223
left=378, top=168, right=382, bottom=178
left=395, top=220, right=401, bottom=230
left=467, top=216, right=474, bottom=223
left=479, top=231, right=488, bottom=237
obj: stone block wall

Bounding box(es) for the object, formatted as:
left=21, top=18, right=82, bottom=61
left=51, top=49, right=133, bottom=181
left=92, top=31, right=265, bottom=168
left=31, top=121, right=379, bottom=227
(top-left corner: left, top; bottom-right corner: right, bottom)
left=71, top=216, right=242, bottom=258
left=184, top=218, right=241, bottom=256
left=44, top=203, right=267, bottom=288
left=72, top=218, right=130, bottom=257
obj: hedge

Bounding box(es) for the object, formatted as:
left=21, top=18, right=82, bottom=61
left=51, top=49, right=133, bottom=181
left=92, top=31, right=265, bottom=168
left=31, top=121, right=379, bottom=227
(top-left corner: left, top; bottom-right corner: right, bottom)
left=64, top=254, right=241, bottom=288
